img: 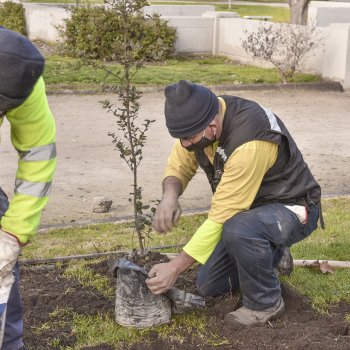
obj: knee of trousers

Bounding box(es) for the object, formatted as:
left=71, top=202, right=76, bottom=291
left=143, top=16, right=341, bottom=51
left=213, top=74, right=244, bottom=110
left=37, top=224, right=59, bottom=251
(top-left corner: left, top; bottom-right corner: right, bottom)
left=196, top=281, right=212, bottom=297
left=222, top=215, right=249, bottom=249
left=196, top=271, right=215, bottom=297
left=196, top=268, right=233, bottom=298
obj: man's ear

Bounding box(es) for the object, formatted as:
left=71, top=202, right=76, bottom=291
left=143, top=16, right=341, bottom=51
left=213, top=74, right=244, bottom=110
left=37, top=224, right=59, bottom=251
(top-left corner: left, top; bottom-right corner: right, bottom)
left=209, top=116, right=218, bottom=128
left=208, top=123, right=217, bottom=136
left=209, top=115, right=221, bottom=137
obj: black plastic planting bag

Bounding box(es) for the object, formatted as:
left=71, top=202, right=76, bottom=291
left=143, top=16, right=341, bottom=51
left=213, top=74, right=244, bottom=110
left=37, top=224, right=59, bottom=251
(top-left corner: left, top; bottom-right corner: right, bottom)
left=111, top=258, right=206, bottom=328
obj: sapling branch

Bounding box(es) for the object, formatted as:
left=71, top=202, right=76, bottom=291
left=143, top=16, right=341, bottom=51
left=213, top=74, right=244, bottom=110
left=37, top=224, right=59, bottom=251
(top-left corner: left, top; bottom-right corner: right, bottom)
left=101, top=0, right=169, bottom=254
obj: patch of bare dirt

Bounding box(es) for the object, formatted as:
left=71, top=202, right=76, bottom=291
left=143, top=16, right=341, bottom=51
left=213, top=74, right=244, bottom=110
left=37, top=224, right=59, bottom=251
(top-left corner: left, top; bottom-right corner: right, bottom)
left=20, top=255, right=350, bottom=350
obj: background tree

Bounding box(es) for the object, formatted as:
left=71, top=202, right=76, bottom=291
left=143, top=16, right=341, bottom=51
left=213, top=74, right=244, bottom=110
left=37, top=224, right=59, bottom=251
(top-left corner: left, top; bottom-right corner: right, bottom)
left=289, top=0, right=309, bottom=25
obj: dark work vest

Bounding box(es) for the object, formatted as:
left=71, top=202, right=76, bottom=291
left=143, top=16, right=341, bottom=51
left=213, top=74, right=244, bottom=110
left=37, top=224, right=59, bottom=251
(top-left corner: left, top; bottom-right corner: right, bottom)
left=195, top=95, right=322, bottom=213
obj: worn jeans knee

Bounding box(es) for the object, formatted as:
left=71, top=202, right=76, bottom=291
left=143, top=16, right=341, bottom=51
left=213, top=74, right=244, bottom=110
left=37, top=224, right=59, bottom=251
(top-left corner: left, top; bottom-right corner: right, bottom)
left=221, top=209, right=282, bottom=309
left=222, top=216, right=247, bottom=251
left=221, top=203, right=319, bottom=309
left=196, top=240, right=239, bottom=298
left=196, top=277, right=215, bottom=297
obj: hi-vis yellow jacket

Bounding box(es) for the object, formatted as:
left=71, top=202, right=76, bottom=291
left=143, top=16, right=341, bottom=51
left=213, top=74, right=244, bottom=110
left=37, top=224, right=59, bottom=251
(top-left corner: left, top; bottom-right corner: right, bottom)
left=0, top=77, right=57, bottom=244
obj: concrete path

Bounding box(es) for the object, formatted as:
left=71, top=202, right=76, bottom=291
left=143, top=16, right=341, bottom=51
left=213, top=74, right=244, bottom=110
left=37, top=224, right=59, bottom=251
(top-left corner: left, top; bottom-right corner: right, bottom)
left=0, top=87, right=349, bottom=229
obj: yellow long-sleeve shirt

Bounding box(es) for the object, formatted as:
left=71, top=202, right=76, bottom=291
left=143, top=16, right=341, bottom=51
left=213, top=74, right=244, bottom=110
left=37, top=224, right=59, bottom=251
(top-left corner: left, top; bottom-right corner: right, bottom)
left=163, top=101, right=278, bottom=264
left=0, top=77, right=57, bottom=244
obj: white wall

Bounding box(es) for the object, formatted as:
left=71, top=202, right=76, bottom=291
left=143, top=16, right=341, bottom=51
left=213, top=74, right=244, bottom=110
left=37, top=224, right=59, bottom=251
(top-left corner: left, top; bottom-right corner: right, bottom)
left=202, top=11, right=240, bottom=55
left=22, top=3, right=214, bottom=53
left=164, top=16, right=213, bottom=53
left=309, top=1, right=350, bottom=27
left=143, top=5, right=214, bottom=17
left=17, top=3, right=350, bottom=89
left=218, top=18, right=327, bottom=74
left=24, top=3, right=70, bottom=42
left=322, top=24, right=350, bottom=89
left=219, top=18, right=267, bottom=66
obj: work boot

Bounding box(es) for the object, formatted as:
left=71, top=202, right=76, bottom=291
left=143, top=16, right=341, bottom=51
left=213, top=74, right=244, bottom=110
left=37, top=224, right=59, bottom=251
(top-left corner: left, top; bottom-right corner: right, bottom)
left=224, top=297, right=285, bottom=329
left=277, top=247, right=294, bottom=276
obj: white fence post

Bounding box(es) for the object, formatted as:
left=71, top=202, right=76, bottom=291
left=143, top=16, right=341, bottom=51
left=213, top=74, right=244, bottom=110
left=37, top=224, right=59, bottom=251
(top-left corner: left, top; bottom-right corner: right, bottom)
left=202, top=11, right=239, bottom=56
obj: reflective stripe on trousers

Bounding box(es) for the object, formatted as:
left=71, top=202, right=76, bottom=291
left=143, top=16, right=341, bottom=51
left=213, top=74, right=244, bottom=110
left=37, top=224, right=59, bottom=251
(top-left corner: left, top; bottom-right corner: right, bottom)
left=17, top=143, right=56, bottom=162
left=14, top=179, right=52, bottom=198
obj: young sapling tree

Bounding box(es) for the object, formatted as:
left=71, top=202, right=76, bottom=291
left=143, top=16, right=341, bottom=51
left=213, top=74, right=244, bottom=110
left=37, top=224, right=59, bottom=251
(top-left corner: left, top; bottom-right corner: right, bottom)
left=101, top=0, right=175, bottom=253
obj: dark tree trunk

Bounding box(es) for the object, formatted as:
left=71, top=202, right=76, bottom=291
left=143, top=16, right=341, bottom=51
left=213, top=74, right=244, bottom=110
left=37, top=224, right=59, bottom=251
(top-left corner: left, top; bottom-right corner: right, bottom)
left=288, top=0, right=309, bottom=25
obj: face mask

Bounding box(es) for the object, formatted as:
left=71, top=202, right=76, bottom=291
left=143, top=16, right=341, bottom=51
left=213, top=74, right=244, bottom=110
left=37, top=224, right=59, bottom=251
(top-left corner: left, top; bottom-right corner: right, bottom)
left=182, top=129, right=216, bottom=152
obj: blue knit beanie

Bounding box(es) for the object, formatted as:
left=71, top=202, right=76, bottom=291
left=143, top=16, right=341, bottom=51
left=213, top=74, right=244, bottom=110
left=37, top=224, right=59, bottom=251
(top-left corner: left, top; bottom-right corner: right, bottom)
left=164, top=80, right=219, bottom=138
left=0, top=27, right=44, bottom=111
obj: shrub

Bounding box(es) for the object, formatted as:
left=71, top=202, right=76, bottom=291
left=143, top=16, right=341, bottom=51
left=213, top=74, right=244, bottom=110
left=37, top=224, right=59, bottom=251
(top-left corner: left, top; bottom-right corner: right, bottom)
left=58, top=5, right=176, bottom=61
left=0, top=1, right=26, bottom=35
left=241, top=23, right=319, bottom=83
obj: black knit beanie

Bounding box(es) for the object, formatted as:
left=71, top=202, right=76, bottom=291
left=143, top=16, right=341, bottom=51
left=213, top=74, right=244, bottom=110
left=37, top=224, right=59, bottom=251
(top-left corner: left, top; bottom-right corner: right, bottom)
left=164, top=80, right=219, bottom=138
left=0, top=27, right=45, bottom=111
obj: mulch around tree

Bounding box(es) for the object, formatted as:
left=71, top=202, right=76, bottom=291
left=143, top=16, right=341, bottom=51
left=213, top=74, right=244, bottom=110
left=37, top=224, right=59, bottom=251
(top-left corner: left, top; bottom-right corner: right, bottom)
left=20, top=253, right=350, bottom=350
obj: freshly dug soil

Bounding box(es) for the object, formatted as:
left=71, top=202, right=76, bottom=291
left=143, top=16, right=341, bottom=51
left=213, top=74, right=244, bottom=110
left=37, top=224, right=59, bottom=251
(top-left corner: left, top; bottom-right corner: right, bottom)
left=20, top=254, right=350, bottom=350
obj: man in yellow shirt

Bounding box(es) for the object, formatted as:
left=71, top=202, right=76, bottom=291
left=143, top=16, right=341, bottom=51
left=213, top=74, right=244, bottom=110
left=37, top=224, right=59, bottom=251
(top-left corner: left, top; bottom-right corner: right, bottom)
left=0, top=28, right=57, bottom=349
left=146, top=80, right=322, bottom=328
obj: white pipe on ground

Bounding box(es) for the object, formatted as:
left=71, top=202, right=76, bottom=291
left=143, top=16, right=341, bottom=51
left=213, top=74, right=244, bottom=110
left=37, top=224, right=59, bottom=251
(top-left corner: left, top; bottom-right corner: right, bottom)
left=294, top=260, right=350, bottom=268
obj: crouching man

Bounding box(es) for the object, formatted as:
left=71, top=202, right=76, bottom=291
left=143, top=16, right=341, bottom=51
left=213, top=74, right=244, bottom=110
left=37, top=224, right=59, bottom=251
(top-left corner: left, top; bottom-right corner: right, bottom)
left=146, top=80, right=322, bottom=328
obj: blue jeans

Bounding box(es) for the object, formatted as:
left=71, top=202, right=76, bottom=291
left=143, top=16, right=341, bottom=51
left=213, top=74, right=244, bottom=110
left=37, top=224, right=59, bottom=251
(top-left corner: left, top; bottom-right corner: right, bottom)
left=0, top=187, right=24, bottom=350
left=197, top=203, right=319, bottom=310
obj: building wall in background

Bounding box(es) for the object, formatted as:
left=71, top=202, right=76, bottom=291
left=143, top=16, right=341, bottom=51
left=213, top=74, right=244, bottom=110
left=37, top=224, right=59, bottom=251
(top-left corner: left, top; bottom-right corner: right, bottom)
left=164, top=16, right=213, bottom=53
left=309, top=1, right=350, bottom=27
left=20, top=2, right=350, bottom=89
left=24, top=3, right=69, bottom=42
left=143, top=4, right=214, bottom=16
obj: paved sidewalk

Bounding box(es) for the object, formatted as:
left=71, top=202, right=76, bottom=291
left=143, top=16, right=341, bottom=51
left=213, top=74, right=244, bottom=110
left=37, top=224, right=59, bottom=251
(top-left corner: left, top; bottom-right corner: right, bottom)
left=0, top=87, right=349, bottom=228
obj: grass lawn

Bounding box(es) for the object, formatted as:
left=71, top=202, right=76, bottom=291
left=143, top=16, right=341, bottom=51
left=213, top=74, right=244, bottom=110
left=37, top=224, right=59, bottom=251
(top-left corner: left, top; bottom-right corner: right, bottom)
left=23, top=197, right=350, bottom=314
left=151, top=0, right=288, bottom=3
left=43, top=55, right=320, bottom=91
left=215, top=4, right=289, bottom=22
left=21, top=197, right=350, bottom=348
left=287, top=197, right=350, bottom=313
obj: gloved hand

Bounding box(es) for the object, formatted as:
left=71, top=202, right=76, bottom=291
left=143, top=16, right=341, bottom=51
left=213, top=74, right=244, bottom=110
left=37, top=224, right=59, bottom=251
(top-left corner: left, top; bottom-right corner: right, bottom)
left=152, top=194, right=182, bottom=233
left=0, top=229, right=21, bottom=303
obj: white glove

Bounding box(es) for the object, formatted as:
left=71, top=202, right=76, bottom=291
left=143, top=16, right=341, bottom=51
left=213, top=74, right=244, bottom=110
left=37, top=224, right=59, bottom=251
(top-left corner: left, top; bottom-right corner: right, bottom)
left=0, top=229, right=21, bottom=304
left=285, top=205, right=307, bottom=224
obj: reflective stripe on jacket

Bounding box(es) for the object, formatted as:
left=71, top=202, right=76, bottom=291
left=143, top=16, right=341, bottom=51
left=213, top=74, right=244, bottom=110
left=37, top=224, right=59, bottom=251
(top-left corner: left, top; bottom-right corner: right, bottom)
left=0, top=77, right=57, bottom=243
left=196, top=95, right=321, bottom=206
